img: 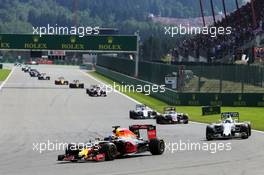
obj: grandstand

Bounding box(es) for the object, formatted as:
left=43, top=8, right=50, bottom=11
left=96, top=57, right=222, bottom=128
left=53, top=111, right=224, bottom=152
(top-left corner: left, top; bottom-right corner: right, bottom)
left=176, top=0, right=264, bottom=64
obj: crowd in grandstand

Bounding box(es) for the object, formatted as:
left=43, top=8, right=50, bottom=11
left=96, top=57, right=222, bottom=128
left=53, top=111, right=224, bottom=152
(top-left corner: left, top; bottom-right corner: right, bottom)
left=176, top=0, right=264, bottom=63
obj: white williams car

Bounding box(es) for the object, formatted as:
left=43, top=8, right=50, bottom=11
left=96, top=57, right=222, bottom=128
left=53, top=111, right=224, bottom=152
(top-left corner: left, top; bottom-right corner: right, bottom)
left=129, top=104, right=157, bottom=119
left=206, top=112, right=251, bottom=140
left=156, top=107, right=189, bottom=124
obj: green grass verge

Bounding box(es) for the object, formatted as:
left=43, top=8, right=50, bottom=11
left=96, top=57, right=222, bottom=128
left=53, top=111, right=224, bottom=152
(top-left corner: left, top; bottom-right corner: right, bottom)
left=0, top=69, right=11, bottom=81
left=89, top=71, right=264, bottom=131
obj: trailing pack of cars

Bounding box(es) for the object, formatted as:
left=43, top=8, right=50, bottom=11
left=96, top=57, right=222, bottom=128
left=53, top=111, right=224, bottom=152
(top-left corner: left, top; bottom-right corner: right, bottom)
left=129, top=105, right=189, bottom=125
left=22, top=66, right=51, bottom=80
left=20, top=64, right=107, bottom=97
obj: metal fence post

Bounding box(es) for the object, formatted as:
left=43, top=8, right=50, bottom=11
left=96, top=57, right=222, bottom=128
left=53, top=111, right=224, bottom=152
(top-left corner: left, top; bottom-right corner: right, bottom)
left=220, top=64, right=222, bottom=93
left=134, top=33, right=140, bottom=78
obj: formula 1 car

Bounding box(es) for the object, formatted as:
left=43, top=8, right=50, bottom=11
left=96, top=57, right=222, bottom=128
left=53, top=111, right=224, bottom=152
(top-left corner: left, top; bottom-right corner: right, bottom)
left=156, top=107, right=189, bottom=124
left=86, top=85, right=106, bottom=97
left=38, top=73, right=50, bottom=80
left=29, top=69, right=40, bottom=77
left=22, top=66, right=31, bottom=72
left=55, top=77, right=69, bottom=85
left=69, top=80, right=84, bottom=88
left=14, top=62, right=22, bottom=67
left=206, top=112, right=251, bottom=140
left=129, top=104, right=158, bottom=119
left=57, top=125, right=164, bottom=162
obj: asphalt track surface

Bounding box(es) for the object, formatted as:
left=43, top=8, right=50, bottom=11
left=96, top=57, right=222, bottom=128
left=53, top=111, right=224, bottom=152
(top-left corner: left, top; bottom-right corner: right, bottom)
left=0, top=65, right=264, bottom=175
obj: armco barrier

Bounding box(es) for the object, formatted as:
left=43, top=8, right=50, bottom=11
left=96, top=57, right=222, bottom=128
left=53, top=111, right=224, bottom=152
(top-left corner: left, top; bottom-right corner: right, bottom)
left=97, top=56, right=264, bottom=90
left=80, top=64, right=93, bottom=70
left=95, top=66, right=264, bottom=107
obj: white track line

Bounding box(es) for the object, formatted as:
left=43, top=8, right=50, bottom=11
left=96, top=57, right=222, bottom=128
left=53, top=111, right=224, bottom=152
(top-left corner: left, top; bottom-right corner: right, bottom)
left=80, top=70, right=141, bottom=104
left=0, top=67, right=15, bottom=91
left=81, top=70, right=264, bottom=134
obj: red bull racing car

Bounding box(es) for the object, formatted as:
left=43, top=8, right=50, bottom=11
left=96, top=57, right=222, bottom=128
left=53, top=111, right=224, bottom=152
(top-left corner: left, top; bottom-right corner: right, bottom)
left=57, top=125, right=165, bottom=162
left=55, top=77, right=69, bottom=85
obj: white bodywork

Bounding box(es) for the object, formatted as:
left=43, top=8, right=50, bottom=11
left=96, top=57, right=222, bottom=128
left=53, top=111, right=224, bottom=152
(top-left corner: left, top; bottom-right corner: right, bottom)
left=135, top=106, right=155, bottom=118
left=164, top=111, right=185, bottom=122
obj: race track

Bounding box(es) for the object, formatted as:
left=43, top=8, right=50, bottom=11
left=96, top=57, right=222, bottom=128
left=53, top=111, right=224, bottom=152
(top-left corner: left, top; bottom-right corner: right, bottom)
left=0, top=65, right=264, bottom=175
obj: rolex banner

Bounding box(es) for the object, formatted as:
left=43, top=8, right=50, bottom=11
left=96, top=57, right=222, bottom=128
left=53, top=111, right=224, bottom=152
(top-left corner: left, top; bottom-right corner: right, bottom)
left=0, top=34, right=137, bottom=52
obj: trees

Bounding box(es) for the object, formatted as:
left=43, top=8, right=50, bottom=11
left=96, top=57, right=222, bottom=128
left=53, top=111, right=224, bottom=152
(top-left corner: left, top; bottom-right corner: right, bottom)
left=0, top=0, right=244, bottom=60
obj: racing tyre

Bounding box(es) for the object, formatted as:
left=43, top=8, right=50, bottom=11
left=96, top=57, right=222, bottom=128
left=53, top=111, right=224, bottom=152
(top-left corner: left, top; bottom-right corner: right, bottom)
left=206, top=126, right=213, bottom=141
left=129, top=111, right=134, bottom=119
left=58, top=155, right=65, bottom=161
left=183, top=115, right=189, bottom=124
left=241, top=132, right=249, bottom=139
left=149, top=138, right=165, bottom=155
left=156, top=116, right=162, bottom=124
left=100, top=143, right=117, bottom=161
left=241, top=125, right=249, bottom=139
left=248, top=124, right=251, bottom=136
left=65, top=144, right=79, bottom=156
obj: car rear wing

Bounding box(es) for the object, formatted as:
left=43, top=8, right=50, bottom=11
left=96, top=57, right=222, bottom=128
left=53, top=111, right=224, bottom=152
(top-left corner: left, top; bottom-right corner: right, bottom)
left=135, top=104, right=146, bottom=109
left=164, top=106, right=176, bottom=113
left=129, top=124, right=156, bottom=140
left=221, top=112, right=239, bottom=120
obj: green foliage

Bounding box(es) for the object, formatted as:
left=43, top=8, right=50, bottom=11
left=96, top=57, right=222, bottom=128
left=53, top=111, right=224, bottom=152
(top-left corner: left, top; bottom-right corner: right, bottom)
left=0, top=0, right=244, bottom=60
left=0, top=0, right=242, bottom=34
left=0, top=69, right=11, bottom=81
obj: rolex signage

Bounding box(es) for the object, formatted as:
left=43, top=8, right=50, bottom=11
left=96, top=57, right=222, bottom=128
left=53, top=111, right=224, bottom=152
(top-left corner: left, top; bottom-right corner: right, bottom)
left=0, top=34, right=137, bottom=52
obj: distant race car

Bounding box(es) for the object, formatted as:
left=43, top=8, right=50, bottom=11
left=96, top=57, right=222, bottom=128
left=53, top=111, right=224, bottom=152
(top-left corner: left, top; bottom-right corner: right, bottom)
left=55, top=77, right=69, bottom=85
left=69, top=80, right=84, bottom=88
left=86, top=85, right=106, bottom=97
left=26, top=60, right=38, bottom=65
left=29, top=69, right=40, bottom=77
left=22, top=66, right=31, bottom=72
left=156, top=107, right=189, bottom=124
left=206, top=112, right=251, bottom=140
left=129, top=104, right=158, bottom=119
left=38, top=73, right=50, bottom=80
left=14, top=62, right=22, bottom=67
left=57, top=124, right=164, bottom=162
